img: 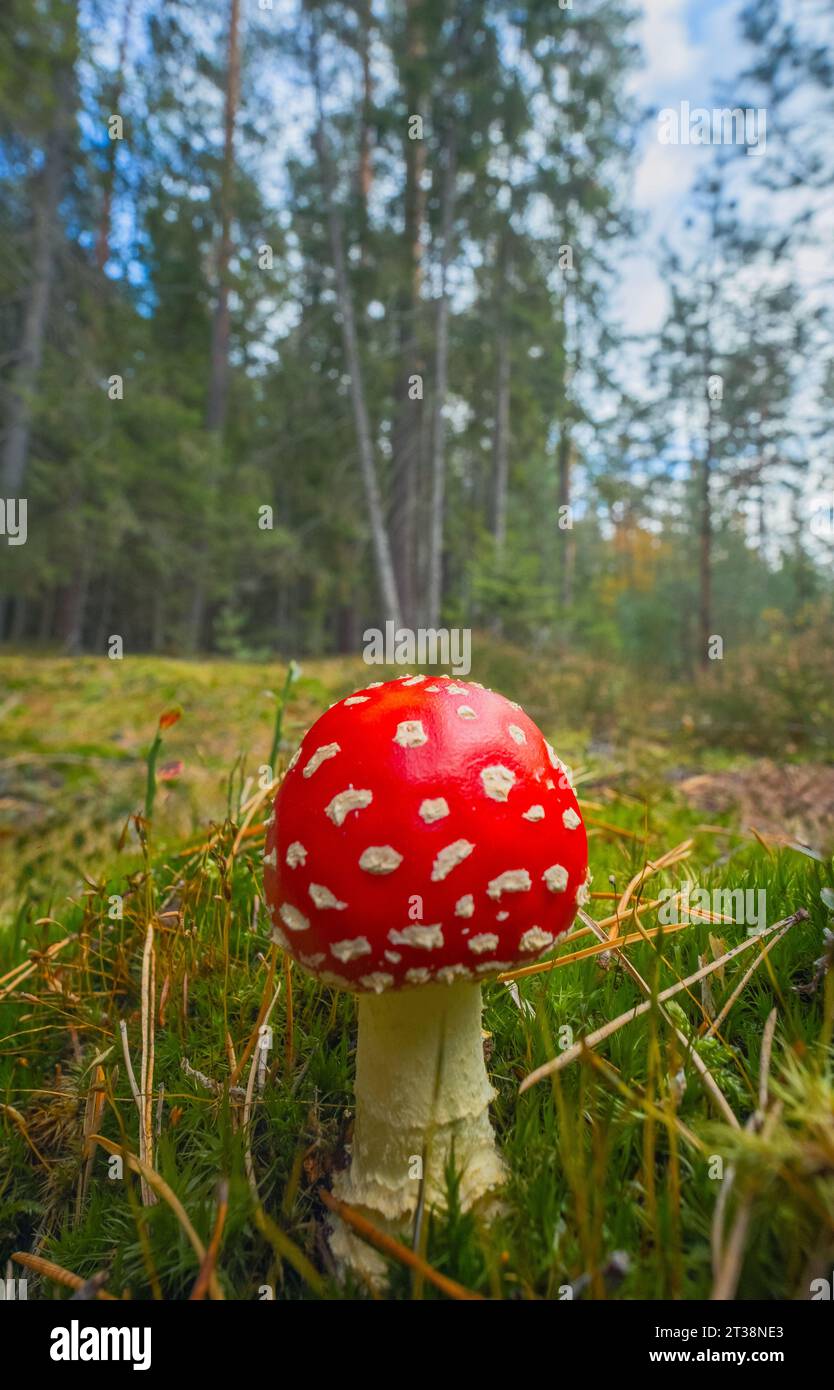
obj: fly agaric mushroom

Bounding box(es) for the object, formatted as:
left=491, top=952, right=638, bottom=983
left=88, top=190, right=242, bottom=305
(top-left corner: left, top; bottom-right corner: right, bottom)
left=262, top=674, right=588, bottom=1282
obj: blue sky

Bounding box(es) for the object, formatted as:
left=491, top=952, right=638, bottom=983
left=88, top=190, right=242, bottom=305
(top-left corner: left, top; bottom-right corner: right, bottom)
left=618, top=0, right=752, bottom=334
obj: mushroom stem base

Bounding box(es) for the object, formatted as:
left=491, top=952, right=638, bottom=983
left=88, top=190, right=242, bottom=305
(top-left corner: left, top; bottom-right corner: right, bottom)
left=329, top=980, right=505, bottom=1284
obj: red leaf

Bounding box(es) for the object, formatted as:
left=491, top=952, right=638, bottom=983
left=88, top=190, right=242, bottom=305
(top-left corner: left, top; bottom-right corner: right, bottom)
left=157, top=760, right=184, bottom=782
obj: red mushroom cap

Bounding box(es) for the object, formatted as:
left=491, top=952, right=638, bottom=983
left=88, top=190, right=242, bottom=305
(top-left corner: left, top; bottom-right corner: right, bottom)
left=262, top=675, right=589, bottom=992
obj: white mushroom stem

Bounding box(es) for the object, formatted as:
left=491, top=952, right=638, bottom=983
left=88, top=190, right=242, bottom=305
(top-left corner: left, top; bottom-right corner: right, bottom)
left=329, top=980, right=505, bottom=1282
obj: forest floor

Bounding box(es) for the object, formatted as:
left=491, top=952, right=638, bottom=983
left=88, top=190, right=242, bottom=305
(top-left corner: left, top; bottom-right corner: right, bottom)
left=1, top=647, right=832, bottom=1300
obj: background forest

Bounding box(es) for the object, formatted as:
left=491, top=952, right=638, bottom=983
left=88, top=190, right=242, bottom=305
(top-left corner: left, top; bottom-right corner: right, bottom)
left=1, top=0, right=832, bottom=678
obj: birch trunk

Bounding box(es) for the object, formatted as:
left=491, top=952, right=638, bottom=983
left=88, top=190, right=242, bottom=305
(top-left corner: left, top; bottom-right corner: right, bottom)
left=426, top=127, right=457, bottom=629
left=698, top=438, right=712, bottom=669
left=311, top=29, right=402, bottom=627
left=557, top=423, right=574, bottom=611
left=390, top=0, right=427, bottom=630
left=491, top=320, right=511, bottom=554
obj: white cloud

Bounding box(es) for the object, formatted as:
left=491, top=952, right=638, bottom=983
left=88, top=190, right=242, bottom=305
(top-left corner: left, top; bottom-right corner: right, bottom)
left=635, top=0, right=704, bottom=90
left=616, top=253, right=670, bottom=334
left=634, top=139, right=697, bottom=216
left=616, top=0, right=752, bottom=335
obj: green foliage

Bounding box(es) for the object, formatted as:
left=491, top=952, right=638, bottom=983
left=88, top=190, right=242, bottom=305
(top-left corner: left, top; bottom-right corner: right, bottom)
left=3, top=0, right=828, bottom=663
left=0, top=652, right=832, bottom=1300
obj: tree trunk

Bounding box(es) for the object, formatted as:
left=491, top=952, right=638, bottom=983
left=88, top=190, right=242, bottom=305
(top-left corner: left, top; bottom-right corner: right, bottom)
left=356, top=0, right=373, bottom=263
left=0, top=16, right=74, bottom=642
left=390, top=0, right=427, bottom=630
left=390, top=370, right=423, bottom=629
left=556, top=423, right=574, bottom=611
left=491, top=320, right=511, bottom=554
left=206, top=0, right=241, bottom=432
left=1, top=111, right=67, bottom=497
left=151, top=588, right=166, bottom=652
left=95, top=0, right=134, bottom=273
left=57, top=556, right=90, bottom=655
left=38, top=590, right=56, bottom=644
left=757, top=481, right=766, bottom=552
left=185, top=585, right=206, bottom=654
left=697, top=442, right=712, bottom=669
left=425, top=6, right=472, bottom=630
left=186, top=0, right=240, bottom=651
left=698, top=227, right=720, bottom=672
left=10, top=596, right=27, bottom=642
left=311, top=28, right=402, bottom=628
left=94, top=583, right=113, bottom=653
left=426, top=125, right=457, bottom=629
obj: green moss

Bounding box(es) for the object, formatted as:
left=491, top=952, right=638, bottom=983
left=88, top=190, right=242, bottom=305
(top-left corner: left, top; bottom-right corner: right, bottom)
left=0, top=650, right=832, bottom=1299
